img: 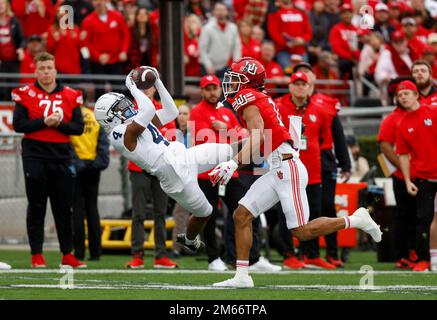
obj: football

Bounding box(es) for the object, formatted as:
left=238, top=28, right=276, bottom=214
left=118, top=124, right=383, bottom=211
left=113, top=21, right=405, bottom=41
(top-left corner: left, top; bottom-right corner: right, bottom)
left=131, top=67, right=157, bottom=90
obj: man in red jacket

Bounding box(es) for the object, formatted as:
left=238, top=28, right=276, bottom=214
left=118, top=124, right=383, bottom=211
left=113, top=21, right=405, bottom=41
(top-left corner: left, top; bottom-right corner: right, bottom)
left=267, top=0, right=312, bottom=70
left=396, top=80, right=437, bottom=272
left=81, top=0, right=130, bottom=94
left=275, top=72, right=334, bottom=269
left=328, top=3, right=360, bottom=79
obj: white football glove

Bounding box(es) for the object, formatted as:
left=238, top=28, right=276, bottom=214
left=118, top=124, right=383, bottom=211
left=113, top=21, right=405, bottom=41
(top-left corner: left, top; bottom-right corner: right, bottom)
left=125, top=69, right=138, bottom=92
left=208, top=159, right=238, bottom=186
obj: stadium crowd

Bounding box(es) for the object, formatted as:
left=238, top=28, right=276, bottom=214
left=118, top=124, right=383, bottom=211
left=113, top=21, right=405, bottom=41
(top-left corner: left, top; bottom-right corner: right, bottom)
left=3, top=0, right=437, bottom=272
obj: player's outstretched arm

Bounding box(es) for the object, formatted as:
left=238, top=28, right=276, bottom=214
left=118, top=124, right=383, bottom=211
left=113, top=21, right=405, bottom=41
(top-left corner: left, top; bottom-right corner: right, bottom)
left=151, top=71, right=179, bottom=126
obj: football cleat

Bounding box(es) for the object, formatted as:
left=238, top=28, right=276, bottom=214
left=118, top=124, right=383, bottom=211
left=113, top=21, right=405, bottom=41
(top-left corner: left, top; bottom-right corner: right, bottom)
left=31, top=254, right=47, bottom=268
left=126, top=255, right=144, bottom=269
left=212, top=275, right=254, bottom=288
left=176, top=234, right=205, bottom=253
left=351, top=208, right=382, bottom=243
left=154, top=257, right=178, bottom=269
left=208, top=258, right=228, bottom=271
left=304, top=257, right=336, bottom=269
left=249, top=256, right=282, bottom=272
left=283, top=256, right=305, bottom=269
left=395, top=258, right=415, bottom=270
left=413, top=261, right=430, bottom=272
left=60, top=253, right=87, bottom=268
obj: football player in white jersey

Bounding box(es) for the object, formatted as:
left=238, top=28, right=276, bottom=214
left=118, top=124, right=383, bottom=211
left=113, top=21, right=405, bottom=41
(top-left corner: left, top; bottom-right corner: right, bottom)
left=94, top=67, right=235, bottom=252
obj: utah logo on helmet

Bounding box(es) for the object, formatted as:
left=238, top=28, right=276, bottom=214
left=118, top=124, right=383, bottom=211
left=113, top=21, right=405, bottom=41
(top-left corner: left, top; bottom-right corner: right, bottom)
left=222, top=57, right=266, bottom=98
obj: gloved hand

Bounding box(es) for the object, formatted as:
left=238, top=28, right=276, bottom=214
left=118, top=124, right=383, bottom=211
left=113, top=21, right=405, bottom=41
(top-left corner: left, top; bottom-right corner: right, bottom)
left=125, top=69, right=138, bottom=92
left=208, top=159, right=238, bottom=186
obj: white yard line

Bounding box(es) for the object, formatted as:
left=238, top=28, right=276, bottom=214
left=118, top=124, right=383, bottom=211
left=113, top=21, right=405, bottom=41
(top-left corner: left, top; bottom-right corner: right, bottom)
left=0, top=269, right=433, bottom=275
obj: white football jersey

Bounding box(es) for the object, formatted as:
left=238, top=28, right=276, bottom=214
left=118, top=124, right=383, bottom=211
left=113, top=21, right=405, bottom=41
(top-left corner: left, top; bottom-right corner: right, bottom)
left=109, top=122, right=170, bottom=173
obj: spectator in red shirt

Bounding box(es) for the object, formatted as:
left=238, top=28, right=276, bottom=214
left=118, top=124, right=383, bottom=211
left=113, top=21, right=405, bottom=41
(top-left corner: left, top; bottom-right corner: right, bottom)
left=275, top=72, right=334, bottom=269
left=396, top=80, right=437, bottom=272
left=20, top=34, right=44, bottom=84
left=12, top=0, right=53, bottom=37
left=411, top=60, right=437, bottom=107
left=378, top=77, right=418, bottom=269
left=126, top=7, right=153, bottom=72
left=183, top=14, right=202, bottom=77
left=233, top=0, right=268, bottom=27
left=260, top=41, right=288, bottom=97
left=46, top=5, right=83, bottom=75
left=401, top=17, right=428, bottom=56
left=329, top=3, right=359, bottom=80
left=267, top=0, right=312, bottom=69
left=239, top=20, right=261, bottom=60
left=81, top=0, right=130, bottom=94
left=0, top=0, right=25, bottom=100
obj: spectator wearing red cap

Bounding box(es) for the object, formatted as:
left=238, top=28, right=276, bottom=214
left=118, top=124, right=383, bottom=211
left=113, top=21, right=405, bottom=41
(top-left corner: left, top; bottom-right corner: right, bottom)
left=11, top=0, right=54, bottom=37
left=46, top=5, right=83, bottom=75
left=126, top=7, right=154, bottom=72
left=259, top=41, right=288, bottom=97
left=411, top=60, right=437, bottom=107
left=81, top=0, right=130, bottom=95
left=190, top=75, right=277, bottom=272
left=375, top=30, right=420, bottom=87
left=183, top=14, right=202, bottom=77
left=328, top=3, right=360, bottom=80
left=275, top=71, right=335, bottom=269
left=378, top=77, right=418, bottom=270
left=239, top=20, right=261, bottom=61
left=374, top=2, right=396, bottom=43
left=199, top=2, right=241, bottom=78
left=396, top=80, right=437, bottom=272
left=267, top=0, right=312, bottom=70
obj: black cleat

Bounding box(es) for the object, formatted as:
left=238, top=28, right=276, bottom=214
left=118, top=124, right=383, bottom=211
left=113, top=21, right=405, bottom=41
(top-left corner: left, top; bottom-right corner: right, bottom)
left=176, top=234, right=205, bottom=253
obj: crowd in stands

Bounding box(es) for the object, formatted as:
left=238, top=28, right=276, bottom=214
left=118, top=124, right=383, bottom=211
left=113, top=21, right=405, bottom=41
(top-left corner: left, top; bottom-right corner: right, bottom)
left=1, top=0, right=437, bottom=104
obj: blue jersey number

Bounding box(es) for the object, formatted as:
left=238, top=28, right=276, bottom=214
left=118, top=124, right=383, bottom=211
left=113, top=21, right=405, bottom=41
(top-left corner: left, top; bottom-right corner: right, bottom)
left=147, top=124, right=170, bottom=146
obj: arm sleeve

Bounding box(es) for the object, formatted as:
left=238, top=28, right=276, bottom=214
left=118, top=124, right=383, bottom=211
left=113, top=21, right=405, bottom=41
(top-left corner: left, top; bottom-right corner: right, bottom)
left=154, top=79, right=179, bottom=125
left=130, top=87, right=157, bottom=128
left=332, top=115, right=351, bottom=171
left=13, top=103, right=46, bottom=133
left=57, top=106, right=84, bottom=135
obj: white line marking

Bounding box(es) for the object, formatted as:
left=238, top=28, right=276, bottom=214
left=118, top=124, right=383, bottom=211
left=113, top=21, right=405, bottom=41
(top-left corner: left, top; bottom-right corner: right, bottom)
left=0, top=269, right=433, bottom=275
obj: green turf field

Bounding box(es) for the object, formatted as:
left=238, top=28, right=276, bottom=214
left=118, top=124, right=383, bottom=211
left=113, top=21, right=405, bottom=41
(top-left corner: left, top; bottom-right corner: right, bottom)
left=0, top=249, right=436, bottom=300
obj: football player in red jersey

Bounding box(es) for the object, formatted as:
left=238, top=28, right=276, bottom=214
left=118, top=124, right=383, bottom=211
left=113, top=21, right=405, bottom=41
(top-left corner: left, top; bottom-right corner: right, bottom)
left=209, top=57, right=382, bottom=287
left=12, top=52, right=86, bottom=269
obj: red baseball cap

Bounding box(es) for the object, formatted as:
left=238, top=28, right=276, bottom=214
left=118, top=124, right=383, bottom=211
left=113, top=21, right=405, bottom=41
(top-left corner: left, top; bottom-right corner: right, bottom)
left=200, top=75, right=221, bottom=88
left=340, top=3, right=353, bottom=12
left=396, top=80, right=418, bottom=94
left=391, top=30, right=406, bottom=42
left=290, top=72, right=309, bottom=84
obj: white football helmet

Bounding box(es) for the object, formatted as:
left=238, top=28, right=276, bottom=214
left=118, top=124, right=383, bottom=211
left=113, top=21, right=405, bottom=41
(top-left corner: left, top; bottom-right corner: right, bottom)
left=94, top=92, right=137, bottom=133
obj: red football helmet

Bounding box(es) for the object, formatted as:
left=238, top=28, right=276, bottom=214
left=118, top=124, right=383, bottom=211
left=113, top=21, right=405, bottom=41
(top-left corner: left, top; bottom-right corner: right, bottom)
left=222, top=57, right=266, bottom=98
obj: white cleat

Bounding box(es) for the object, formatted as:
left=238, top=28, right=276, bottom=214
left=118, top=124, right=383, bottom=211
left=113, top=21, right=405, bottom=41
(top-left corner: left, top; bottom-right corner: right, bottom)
left=0, top=262, right=12, bottom=270
left=208, top=258, right=228, bottom=271
left=431, top=264, right=437, bottom=272
left=352, top=207, right=382, bottom=243
left=213, top=275, right=254, bottom=288
left=249, top=256, right=282, bottom=272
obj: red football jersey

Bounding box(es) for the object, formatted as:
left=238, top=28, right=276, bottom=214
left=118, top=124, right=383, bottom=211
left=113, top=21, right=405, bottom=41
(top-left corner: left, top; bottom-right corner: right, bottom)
left=396, top=105, right=437, bottom=180
left=11, top=84, right=82, bottom=143
left=275, top=94, right=330, bottom=184
left=377, top=107, right=416, bottom=180
left=310, top=92, right=341, bottom=150
left=231, top=88, right=292, bottom=156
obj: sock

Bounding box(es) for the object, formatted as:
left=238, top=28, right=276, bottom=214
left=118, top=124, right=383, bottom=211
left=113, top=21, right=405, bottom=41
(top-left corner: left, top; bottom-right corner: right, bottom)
left=431, top=249, right=437, bottom=266
left=343, top=216, right=351, bottom=229
left=235, top=260, right=249, bottom=277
